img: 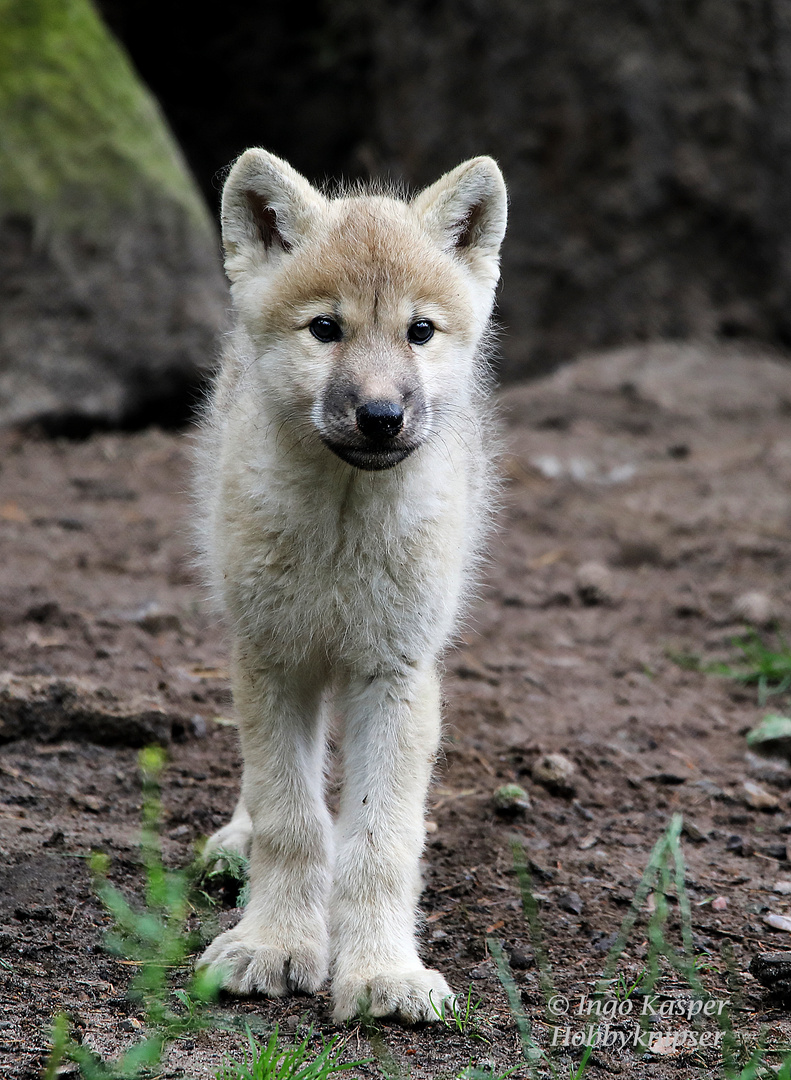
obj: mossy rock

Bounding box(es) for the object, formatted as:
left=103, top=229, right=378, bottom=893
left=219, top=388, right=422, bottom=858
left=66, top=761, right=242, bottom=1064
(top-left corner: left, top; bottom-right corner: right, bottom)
left=0, top=0, right=227, bottom=429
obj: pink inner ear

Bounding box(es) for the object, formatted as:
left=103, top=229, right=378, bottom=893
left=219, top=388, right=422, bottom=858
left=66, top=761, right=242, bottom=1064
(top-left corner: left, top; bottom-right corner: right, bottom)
left=455, top=201, right=485, bottom=249
left=245, top=191, right=292, bottom=252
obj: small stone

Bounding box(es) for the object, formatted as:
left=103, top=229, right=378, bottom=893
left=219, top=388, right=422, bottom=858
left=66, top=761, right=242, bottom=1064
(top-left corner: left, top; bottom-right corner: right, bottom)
left=493, top=783, right=530, bottom=815
left=526, top=858, right=555, bottom=882
left=557, top=890, right=583, bottom=915
left=531, top=752, right=576, bottom=795
left=733, top=591, right=775, bottom=627
left=743, top=780, right=780, bottom=811
left=71, top=793, right=102, bottom=813
left=133, top=603, right=182, bottom=635
left=431, top=929, right=448, bottom=941
left=750, top=952, right=791, bottom=993
left=14, top=905, right=54, bottom=922
left=575, top=561, right=615, bottom=605
left=470, top=960, right=494, bottom=979
left=726, top=834, right=752, bottom=856
left=774, top=881, right=791, bottom=895
left=507, top=948, right=532, bottom=970
left=284, top=1015, right=299, bottom=1032
left=592, top=931, right=619, bottom=953
left=681, top=820, right=708, bottom=842
left=189, top=714, right=208, bottom=738
left=711, top=896, right=728, bottom=911
left=766, top=913, right=791, bottom=933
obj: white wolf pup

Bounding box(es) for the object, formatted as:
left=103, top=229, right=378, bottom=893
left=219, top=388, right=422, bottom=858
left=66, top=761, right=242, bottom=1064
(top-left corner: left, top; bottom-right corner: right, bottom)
left=196, top=149, right=507, bottom=1022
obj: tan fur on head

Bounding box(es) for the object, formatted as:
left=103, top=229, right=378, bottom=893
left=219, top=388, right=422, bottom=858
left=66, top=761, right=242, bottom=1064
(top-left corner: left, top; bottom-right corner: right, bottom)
left=195, top=150, right=507, bottom=1022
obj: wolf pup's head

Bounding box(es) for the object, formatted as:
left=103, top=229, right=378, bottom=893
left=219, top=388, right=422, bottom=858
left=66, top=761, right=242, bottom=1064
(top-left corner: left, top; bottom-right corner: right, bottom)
left=220, top=150, right=507, bottom=471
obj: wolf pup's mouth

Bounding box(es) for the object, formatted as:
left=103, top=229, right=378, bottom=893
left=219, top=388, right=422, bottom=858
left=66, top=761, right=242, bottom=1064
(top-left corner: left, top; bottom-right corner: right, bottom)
left=322, top=440, right=418, bottom=471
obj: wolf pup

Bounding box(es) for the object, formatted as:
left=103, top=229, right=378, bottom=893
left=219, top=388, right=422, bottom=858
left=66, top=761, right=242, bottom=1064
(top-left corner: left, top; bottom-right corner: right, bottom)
left=195, top=149, right=507, bottom=1022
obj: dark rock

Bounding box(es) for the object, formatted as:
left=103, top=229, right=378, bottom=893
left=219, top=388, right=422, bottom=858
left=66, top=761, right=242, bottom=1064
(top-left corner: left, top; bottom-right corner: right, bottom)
left=0, top=673, right=189, bottom=746
left=14, top=905, right=55, bottom=922
left=750, top=953, right=791, bottom=995
left=507, top=948, right=532, bottom=970
left=557, top=890, right=583, bottom=915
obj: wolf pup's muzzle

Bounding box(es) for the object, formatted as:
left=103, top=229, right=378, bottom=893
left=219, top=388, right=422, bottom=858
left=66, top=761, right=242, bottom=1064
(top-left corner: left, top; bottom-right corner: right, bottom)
left=320, top=387, right=426, bottom=471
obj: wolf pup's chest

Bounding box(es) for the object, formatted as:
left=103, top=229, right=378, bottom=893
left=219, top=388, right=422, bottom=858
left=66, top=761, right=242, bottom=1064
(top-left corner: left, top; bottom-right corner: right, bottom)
left=223, top=464, right=466, bottom=660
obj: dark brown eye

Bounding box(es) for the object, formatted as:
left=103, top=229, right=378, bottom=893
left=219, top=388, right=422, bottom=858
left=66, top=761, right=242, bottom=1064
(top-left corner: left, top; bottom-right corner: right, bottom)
left=310, top=316, right=342, bottom=342
left=407, top=319, right=434, bottom=345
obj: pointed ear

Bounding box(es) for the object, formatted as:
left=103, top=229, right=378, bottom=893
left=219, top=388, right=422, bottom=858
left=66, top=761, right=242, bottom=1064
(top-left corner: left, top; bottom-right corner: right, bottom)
left=413, top=157, right=507, bottom=279
left=220, top=148, right=325, bottom=281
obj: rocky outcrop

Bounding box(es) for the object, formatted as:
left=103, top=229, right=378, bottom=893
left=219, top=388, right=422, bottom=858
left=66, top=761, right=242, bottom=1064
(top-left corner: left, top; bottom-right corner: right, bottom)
left=0, top=0, right=227, bottom=431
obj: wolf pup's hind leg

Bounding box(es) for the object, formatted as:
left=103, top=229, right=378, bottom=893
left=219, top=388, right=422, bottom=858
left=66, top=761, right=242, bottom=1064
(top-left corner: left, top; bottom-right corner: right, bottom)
left=203, top=798, right=252, bottom=864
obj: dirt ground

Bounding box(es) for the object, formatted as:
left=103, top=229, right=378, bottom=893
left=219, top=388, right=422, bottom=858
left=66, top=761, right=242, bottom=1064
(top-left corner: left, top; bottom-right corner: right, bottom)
left=4, top=340, right=791, bottom=1079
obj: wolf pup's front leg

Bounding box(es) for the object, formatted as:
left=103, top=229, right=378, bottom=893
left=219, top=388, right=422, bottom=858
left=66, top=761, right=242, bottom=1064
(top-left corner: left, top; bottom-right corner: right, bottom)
left=198, top=647, right=333, bottom=995
left=330, top=663, right=452, bottom=1022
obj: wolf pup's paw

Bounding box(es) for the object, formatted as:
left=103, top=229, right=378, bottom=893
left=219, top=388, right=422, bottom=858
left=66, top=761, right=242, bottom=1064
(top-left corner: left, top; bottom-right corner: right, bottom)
left=332, top=967, right=456, bottom=1023
left=202, top=817, right=252, bottom=868
left=198, top=922, right=328, bottom=996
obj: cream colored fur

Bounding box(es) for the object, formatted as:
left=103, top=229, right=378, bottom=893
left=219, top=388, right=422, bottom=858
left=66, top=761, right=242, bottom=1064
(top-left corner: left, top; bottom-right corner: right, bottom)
left=195, top=149, right=507, bottom=1022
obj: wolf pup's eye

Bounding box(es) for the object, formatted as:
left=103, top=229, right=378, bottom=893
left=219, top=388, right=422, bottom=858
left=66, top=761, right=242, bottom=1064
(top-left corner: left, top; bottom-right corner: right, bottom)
left=309, top=316, right=342, bottom=343
left=407, top=319, right=434, bottom=345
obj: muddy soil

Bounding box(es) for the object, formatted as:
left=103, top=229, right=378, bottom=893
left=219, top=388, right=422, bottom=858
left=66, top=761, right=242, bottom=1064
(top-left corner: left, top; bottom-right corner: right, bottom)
left=4, top=341, right=791, bottom=1079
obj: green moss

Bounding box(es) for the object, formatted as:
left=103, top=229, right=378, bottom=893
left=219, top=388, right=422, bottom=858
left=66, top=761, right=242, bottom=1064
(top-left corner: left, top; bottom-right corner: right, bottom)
left=0, top=0, right=214, bottom=237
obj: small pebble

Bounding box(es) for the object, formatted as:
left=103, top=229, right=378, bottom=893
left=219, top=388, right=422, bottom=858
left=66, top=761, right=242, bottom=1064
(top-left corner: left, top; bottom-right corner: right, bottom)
left=493, top=783, right=530, bottom=815
left=189, top=714, right=208, bottom=738
left=575, top=561, right=615, bottom=605
left=711, top=896, right=728, bottom=911
left=532, top=752, right=576, bottom=795
left=743, top=779, right=780, bottom=811
left=733, top=591, right=775, bottom=627
left=766, top=913, right=791, bottom=933
left=133, top=603, right=182, bottom=635
left=681, top=820, right=708, bottom=842
left=470, top=961, right=494, bottom=980
left=774, top=881, right=791, bottom=895
left=557, top=890, right=583, bottom=915
left=507, top=948, right=532, bottom=970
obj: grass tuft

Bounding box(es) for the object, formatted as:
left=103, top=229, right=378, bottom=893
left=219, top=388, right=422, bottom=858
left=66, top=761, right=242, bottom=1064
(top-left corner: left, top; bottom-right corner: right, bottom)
left=672, top=633, right=791, bottom=706
left=217, top=1025, right=362, bottom=1080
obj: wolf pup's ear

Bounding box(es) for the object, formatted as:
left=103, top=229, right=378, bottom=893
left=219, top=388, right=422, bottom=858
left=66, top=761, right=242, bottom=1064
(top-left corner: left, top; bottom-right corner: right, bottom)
left=413, top=157, right=507, bottom=287
left=220, top=149, right=325, bottom=281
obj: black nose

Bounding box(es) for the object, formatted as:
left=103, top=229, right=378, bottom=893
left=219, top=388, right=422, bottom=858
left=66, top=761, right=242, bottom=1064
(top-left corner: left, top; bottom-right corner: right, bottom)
left=356, top=400, right=404, bottom=440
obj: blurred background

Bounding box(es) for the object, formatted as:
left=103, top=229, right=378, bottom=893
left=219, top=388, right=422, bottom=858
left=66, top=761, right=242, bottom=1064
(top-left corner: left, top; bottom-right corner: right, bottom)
left=3, top=0, right=791, bottom=431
